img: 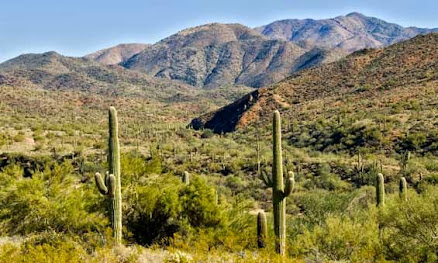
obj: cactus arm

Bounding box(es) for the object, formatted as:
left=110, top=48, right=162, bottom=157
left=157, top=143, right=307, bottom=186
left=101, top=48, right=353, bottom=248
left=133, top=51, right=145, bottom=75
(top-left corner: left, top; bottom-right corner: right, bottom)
left=260, top=169, right=273, bottom=187
left=95, top=172, right=108, bottom=195
left=284, top=172, right=295, bottom=197
left=107, top=174, right=116, bottom=197
left=104, top=171, right=110, bottom=187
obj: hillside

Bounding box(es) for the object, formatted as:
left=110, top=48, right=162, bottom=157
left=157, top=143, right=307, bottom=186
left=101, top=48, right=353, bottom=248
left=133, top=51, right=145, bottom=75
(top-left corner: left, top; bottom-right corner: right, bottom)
left=256, top=12, right=438, bottom=52
left=121, top=23, right=341, bottom=89
left=84, top=43, right=150, bottom=65
left=0, top=51, right=255, bottom=150
left=191, top=33, right=438, bottom=139
left=0, top=51, right=199, bottom=100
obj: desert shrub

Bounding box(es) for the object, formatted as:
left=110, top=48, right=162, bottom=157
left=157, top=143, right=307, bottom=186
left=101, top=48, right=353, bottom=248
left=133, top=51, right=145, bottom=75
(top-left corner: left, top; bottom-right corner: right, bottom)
left=201, top=129, right=214, bottom=139
left=0, top=161, right=106, bottom=236
left=170, top=193, right=255, bottom=253
left=0, top=234, right=140, bottom=263
left=125, top=176, right=183, bottom=245
left=380, top=185, right=438, bottom=262
left=13, top=132, right=26, bottom=142
left=290, top=211, right=382, bottom=262
left=180, top=176, right=223, bottom=228
left=305, top=163, right=352, bottom=191
left=125, top=174, right=224, bottom=245
left=293, top=187, right=373, bottom=227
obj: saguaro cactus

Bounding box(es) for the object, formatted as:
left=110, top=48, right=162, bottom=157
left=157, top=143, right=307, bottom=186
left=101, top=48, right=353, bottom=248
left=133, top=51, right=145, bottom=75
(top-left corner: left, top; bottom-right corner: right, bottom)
left=400, top=151, right=411, bottom=176
left=399, top=177, right=407, bottom=201
left=260, top=110, right=294, bottom=256
left=95, top=107, right=122, bottom=244
left=256, top=135, right=261, bottom=176
left=183, top=171, right=190, bottom=185
left=257, top=211, right=267, bottom=248
left=376, top=173, right=385, bottom=207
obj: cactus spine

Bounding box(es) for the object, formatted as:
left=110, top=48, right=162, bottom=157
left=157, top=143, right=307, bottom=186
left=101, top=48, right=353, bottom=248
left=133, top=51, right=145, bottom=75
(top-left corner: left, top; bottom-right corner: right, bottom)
left=376, top=173, right=385, bottom=207
left=260, top=110, right=294, bottom=256
left=257, top=211, right=267, bottom=248
left=95, top=107, right=122, bottom=244
left=183, top=171, right=190, bottom=185
left=399, top=177, right=407, bottom=201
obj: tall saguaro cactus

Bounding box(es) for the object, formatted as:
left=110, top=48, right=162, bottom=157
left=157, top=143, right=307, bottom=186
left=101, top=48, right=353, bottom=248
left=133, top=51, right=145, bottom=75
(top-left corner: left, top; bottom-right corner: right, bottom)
left=376, top=173, right=385, bottom=207
left=95, top=107, right=122, bottom=245
left=400, top=151, right=411, bottom=176
left=257, top=211, right=267, bottom=248
left=256, top=135, right=261, bottom=176
left=399, top=177, right=407, bottom=201
left=260, top=110, right=294, bottom=256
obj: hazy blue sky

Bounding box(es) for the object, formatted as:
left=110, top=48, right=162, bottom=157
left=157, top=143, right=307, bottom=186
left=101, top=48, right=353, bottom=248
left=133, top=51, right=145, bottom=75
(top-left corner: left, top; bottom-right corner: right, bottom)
left=1, top=0, right=437, bottom=62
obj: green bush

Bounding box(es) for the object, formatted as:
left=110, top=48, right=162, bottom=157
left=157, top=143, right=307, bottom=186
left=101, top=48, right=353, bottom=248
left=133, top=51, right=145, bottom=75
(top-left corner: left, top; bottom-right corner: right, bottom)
left=125, top=174, right=224, bottom=245
left=380, top=185, right=438, bottom=262
left=0, top=161, right=106, bottom=236
left=290, top=213, right=381, bottom=262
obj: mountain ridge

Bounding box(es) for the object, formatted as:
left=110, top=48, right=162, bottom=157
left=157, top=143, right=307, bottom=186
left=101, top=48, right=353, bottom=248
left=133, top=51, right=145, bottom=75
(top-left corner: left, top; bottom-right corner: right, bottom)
left=121, top=23, right=341, bottom=89
left=190, top=33, right=438, bottom=133
left=83, top=12, right=437, bottom=90
left=255, top=12, right=438, bottom=52
left=0, top=51, right=196, bottom=100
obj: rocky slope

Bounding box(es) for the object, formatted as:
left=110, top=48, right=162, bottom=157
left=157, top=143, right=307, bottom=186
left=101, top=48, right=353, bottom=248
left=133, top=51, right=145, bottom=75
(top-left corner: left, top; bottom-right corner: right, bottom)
left=84, top=43, right=150, bottom=65
left=0, top=51, right=255, bottom=118
left=0, top=51, right=198, bottom=101
left=121, top=23, right=341, bottom=89
left=191, top=33, right=438, bottom=133
left=256, top=12, right=438, bottom=52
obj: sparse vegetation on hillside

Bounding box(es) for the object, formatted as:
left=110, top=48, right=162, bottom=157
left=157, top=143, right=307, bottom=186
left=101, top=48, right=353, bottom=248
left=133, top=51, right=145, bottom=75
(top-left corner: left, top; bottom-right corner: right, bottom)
left=1, top=34, right=438, bottom=262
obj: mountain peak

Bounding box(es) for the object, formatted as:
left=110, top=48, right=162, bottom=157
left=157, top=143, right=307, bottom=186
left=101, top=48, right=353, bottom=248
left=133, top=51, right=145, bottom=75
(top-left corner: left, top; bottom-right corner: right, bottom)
left=256, top=13, right=436, bottom=52
left=160, top=22, right=266, bottom=46
left=84, top=43, right=150, bottom=65
left=346, top=12, right=366, bottom=18
left=121, top=23, right=315, bottom=89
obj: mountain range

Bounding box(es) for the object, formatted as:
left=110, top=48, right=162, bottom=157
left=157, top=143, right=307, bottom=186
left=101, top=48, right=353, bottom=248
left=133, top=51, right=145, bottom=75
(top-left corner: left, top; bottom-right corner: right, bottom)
left=84, top=12, right=437, bottom=89
left=190, top=33, right=438, bottom=133
left=256, top=12, right=437, bottom=52
left=1, top=12, right=437, bottom=123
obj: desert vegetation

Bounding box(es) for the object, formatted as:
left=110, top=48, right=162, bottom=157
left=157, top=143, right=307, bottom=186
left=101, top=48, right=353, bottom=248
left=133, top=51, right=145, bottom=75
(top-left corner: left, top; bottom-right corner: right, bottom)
left=0, top=12, right=437, bottom=262
left=1, top=94, right=438, bottom=262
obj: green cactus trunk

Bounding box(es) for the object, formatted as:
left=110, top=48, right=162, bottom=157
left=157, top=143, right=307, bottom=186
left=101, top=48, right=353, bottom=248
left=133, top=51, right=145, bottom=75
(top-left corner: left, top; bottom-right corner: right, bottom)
left=109, top=107, right=122, bottom=244
left=399, top=177, right=407, bottom=201
left=272, top=110, right=286, bottom=255
left=259, top=111, right=294, bottom=255
left=95, top=107, right=122, bottom=245
left=376, top=173, right=385, bottom=207
left=257, top=211, right=267, bottom=248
